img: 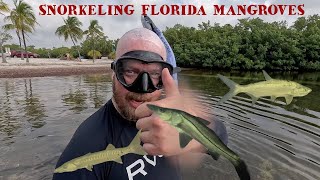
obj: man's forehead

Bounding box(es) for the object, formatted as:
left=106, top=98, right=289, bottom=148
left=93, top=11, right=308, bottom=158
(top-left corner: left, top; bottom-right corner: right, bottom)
left=116, top=28, right=167, bottom=60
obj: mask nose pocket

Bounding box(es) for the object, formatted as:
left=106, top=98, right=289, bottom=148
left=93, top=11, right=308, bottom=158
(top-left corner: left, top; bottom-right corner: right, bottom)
left=142, top=73, right=149, bottom=92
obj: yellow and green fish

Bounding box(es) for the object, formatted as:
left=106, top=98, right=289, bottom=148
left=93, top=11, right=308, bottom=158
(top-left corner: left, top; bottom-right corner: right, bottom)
left=147, top=104, right=251, bottom=180
left=217, top=70, right=312, bottom=105
left=54, top=130, right=146, bottom=173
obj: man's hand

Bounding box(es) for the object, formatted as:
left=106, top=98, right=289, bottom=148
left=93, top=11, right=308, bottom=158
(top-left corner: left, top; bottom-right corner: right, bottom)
left=135, top=68, right=202, bottom=156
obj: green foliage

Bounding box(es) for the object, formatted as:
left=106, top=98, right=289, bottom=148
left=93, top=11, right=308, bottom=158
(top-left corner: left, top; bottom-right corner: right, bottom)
left=108, top=51, right=115, bottom=60
left=83, top=20, right=104, bottom=61
left=87, top=50, right=101, bottom=59
left=55, top=16, right=83, bottom=43
left=80, top=36, right=113, bottom=58
left=164, top=15, right=320, bottom=71
left=55, top=16, right=83, bottom=58
left=4, top=44, right=20, bottom=50
left=0, top=0, right=10, bottom=15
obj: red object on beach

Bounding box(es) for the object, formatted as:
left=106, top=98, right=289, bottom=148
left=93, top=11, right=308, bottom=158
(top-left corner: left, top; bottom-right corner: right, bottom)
left=11, top=50, right=39, bottom=58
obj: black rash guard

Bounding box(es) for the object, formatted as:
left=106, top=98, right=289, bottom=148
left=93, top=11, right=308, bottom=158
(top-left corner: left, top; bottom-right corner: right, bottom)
left=52, top=99, right=228, bottom=180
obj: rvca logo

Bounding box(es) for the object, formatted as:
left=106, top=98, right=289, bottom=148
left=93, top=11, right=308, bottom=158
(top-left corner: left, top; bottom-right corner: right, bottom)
left=126, top=155, right=163, bottom=180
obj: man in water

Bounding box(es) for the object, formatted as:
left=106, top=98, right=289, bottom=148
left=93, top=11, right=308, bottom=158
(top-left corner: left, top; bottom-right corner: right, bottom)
left=53, top=27, right=228, bottom=180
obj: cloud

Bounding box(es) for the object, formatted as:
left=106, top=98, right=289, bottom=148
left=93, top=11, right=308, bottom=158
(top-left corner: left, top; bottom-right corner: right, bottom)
left=0, top=0, right=318, bottom=48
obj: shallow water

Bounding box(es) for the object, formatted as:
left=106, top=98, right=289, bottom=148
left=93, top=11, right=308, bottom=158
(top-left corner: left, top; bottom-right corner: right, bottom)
left=0, top=71, right=319, bottom=180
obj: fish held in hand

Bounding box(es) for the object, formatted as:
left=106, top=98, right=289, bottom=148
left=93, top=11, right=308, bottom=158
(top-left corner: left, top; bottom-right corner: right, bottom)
left=54, top=130, right=146, bottom=173
left=217, top=70, right=312, bottom=105
left=147, top=104, right=250, bottom=180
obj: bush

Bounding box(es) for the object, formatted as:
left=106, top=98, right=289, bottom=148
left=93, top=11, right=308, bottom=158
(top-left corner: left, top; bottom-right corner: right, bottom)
left=108, top=51, right=116, bottom=60
left=87, top=50, right=102, bottom=59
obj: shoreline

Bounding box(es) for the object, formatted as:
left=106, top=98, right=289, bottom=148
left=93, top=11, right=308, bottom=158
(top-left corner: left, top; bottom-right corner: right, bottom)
left=0, top=58, right=113, bottom=78
left=0, top=65, right=112, bottom=78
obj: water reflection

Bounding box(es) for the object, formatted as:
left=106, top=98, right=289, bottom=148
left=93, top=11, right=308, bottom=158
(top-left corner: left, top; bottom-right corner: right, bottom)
left=257, top=160, right=275, bottom=180
left=84, top=74, right=111, bottom=108
left=0, top=81, right=20, bottom=140
left=61, top=74, right=112, bottom=112
left=23, top=79, right=46, bottom=129
left=62, top=89, right=88, bottom=112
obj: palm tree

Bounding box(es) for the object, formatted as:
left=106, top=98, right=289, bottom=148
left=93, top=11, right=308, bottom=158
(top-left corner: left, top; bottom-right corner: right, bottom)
left=3, top=10, right=23, bottom=60
left=0, top=0, right=10, bottom=15
left=55, top=16, right=83, bottom=61
left=3, top=0, right=37, bottom=63
left=0, top=30, right=13, bottom=63
left=84, top=20, right=104, bottom=63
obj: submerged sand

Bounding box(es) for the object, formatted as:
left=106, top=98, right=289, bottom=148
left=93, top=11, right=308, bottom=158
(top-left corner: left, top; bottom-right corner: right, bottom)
left=0, top=58, right=113, bottom=78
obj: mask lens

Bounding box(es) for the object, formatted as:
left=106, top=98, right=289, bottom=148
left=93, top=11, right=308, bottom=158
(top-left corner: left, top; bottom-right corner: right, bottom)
left=116, top=59, right=173, bottom=87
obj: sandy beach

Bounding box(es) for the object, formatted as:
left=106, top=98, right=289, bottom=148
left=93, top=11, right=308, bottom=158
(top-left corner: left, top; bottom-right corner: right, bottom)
left=0, top=58, right=113, bottom=78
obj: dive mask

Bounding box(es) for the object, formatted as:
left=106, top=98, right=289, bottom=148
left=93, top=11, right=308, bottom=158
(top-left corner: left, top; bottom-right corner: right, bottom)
left=111, top=50, right=180, bottom=93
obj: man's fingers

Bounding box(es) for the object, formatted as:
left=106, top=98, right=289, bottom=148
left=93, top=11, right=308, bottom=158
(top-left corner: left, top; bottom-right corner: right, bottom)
left=143, top=143, right=158, bottom=156
left=136, top=116, right=152, bottom=131
left=162, top=68, right=180, bottom=97
left=135, top=103, right=153, bottom=119
left=140, top=131, right=153, bottom=143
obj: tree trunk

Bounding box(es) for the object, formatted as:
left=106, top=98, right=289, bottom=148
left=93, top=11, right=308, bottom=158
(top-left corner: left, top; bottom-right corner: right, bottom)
left=71, top=36, right=81, bottom=62
left=16, top=30, right=24, bottom=60
left=1, top=42, right=7, bottom=63
left=22, top=29, right=29, bottom=63
left=92, top=37, right=95, bottom=63
left=77, top=48, right=81, bottom=62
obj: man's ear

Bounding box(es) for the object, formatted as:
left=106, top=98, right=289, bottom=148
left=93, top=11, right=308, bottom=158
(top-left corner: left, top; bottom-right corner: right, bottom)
left=111, top=72, right=115, bottom=79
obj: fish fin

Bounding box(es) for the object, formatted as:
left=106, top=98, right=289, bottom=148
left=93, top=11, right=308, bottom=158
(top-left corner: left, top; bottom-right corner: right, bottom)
left=217, top=74, right=238, bottom=89
left=246, top=93, right=259, bottom=105
left=179, top=133, right=192, bottom=148
left=217, top=91, right=236, bottom=105
left=251, top=96, right=259, bottom=105
left=285, top=95, right=293, bottom=105
left=113, top=157, right=123, bottom=164
left=270, top=96, right=277, bottom=102
left=207, top=150, right=220, bottom=161
left=129, top=130, right=147, bottom=156
left=106, top=144, right=116, bottom=150
left=85, top=165, right=93, bottom=171
left=262, top=70, right=273, bottom=81
left=181, top=112, right=210, bottom=126
left=233, top=159, right=251, bottom=180
left=217, top=74, right=240, bottom=105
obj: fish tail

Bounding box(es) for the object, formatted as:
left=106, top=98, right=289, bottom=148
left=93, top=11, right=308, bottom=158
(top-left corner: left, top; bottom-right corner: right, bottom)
left=129, top=130, right=147, bottom=156
left=232, top=159, right=251, bottom=180
left=217, top=74, right=241, bottom=105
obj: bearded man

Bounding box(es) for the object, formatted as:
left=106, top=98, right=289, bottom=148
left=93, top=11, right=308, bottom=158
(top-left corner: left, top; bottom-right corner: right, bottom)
left=53, top=27, right=227, bottom=180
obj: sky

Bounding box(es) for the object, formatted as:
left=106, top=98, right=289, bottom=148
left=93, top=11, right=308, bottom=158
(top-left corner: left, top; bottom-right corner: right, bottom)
left=0, top=0, right=319, bottom=48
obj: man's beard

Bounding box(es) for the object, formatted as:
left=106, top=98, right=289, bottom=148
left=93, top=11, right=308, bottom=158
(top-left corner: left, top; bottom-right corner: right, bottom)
left=112, top=78, right=159, bottom=121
